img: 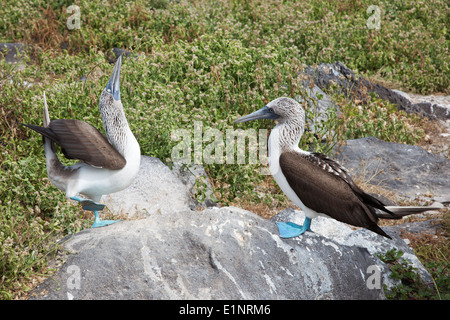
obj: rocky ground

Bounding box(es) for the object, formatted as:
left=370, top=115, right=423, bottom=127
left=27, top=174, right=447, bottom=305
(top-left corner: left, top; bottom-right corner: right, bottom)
left=29, top=138, right=447, bottom=299
left=398, top=91, right=450, bottom=158
left=408, top=93, right=450, bottom=111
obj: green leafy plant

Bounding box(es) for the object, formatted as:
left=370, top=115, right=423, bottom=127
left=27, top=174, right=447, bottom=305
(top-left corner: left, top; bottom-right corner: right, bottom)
left=377, top=249, right=438, bottom=300
left=424, top=261, right=450, bottom=300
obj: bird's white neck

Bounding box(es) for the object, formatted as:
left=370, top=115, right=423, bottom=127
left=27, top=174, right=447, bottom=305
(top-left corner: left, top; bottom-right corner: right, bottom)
left=99, top=90, right=138, bottom=158
left=271, top=119, right=304, bottom=152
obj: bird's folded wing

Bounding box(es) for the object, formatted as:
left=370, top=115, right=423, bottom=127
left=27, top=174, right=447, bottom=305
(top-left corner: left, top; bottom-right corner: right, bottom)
left=279, top=151, right=380, bottom=228
left=25, top=119, right=126, bottom=170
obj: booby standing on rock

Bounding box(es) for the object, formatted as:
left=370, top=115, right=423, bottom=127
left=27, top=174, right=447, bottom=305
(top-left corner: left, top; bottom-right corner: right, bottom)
left=234, top=97, right=399, bottom=239
left=23, top=55, right=141, bottom=227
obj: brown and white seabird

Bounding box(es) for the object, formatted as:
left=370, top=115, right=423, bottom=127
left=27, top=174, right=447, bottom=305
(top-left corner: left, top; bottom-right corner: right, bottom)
left=23, top=55, right=141, bottom=227
left=234, top=97, right=400, bottom=238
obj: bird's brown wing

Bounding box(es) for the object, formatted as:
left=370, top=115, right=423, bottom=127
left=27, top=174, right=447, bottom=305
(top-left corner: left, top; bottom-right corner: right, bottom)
left=279, top=151, right=391, bottom=238
left=24, top=119, right=126, bottom=170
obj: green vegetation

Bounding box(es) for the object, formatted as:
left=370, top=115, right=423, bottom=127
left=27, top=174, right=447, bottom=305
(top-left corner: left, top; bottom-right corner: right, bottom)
left=0, top=0, right=448, bottom=299
left=378, top=248, right=449, bottom=300
left=377, top=212, right=449, bottom=300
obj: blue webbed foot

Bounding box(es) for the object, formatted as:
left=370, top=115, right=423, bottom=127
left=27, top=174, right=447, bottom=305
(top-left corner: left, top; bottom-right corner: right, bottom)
left=91, top=218, right=121, bottom=228
left=91, top=210, right=121, bottom=228
left=276, top=217, right=312, bottom=238
left=70, top=197, right=120, bottom=228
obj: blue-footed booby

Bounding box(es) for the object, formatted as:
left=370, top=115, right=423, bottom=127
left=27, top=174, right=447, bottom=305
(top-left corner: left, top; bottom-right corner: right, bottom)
left=234, top=97, right=398, bottom=239
left=23, top=55, right=141, bottom=228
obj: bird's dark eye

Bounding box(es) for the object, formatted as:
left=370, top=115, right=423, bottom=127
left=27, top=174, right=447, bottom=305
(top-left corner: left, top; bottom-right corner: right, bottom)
left=268, top=108, right=274, bottom=113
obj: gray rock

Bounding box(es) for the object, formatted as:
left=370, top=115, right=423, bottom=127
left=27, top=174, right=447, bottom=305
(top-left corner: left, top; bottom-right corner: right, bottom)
left=386, top=219, right=443, bottom=237
left=392, top=89, right=412, bottom=101
left=304, top=62, right=449, bottom=120
left=304, top=62, right=411, bottom=107
left=272, top=208, right=433, bottom=284
left=333, top=137, right=450, bottom=198
left=411, top=102, right=450, bottom=121
left=0, top=43, right=30, bottom=64
left=102, top=156, right=194, bottom=217
left=30, top=206, right=403, bottom=300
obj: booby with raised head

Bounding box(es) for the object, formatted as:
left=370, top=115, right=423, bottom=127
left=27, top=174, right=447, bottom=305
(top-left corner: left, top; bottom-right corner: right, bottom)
left=234, top=97, right=398, bottom=239
left=23, top=55, right=141, bottom=228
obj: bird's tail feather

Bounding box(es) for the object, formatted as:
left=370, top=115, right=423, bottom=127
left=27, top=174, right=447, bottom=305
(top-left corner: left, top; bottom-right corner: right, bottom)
left=22, top=92, right=64, bottom=169
left=43, top=91, right=50, bottom=127
left=377, top=204, right=444, bottom=219
left=39, top=92, right=59, bottom=161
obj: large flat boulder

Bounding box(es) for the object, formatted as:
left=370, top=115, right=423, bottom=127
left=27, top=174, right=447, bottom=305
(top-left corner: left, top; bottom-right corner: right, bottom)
left=30, top=206, right=420, bottom=300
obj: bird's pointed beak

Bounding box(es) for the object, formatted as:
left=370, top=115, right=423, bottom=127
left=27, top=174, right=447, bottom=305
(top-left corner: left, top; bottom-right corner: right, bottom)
left=234, top=106, right=279, bottom=124
left=105, top=55, right=122, bottom=101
